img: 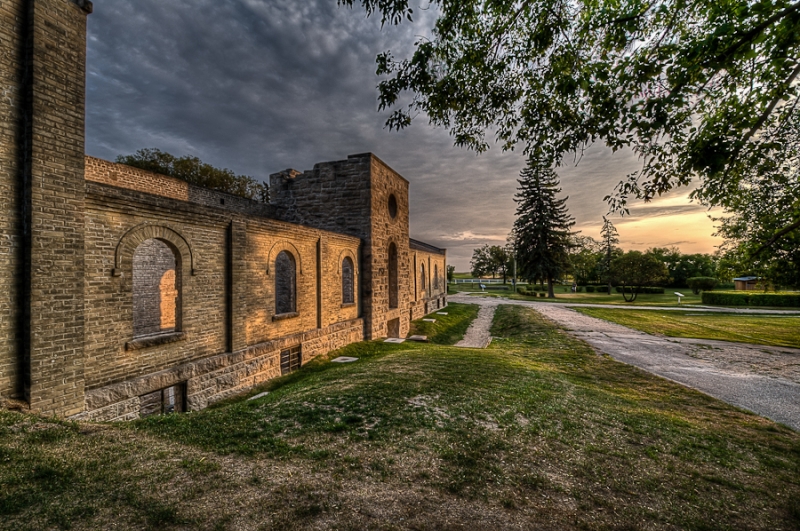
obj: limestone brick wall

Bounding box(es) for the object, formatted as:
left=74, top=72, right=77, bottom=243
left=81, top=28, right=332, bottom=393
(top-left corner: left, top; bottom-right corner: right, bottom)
left=409, top=242, right=448, bottom=320
left=74, top=318, right=364, bottom=421
left=81, top=171, right=362, bottom=418
left=0, top=0, right=25, bottom=400
left=24, top=0, right=91, bottom=417
left=85, top=155, right=278, bottom=218
left=270, top=153, right=412, bottom=339
left=83, top=185, right=229, bottom=391
left=368, top=157, right=412, bottom=339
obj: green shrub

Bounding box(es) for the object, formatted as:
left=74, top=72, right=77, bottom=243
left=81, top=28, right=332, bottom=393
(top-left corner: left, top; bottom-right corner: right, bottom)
left=701, top=291, right=800, bottom=307
left=687, top=277, right=718, bottom=294
left=538, top=292, right=547, bottom=298
left=615, top=286, right=665, bottom=294
left=585, top=286, right=595, bottom=293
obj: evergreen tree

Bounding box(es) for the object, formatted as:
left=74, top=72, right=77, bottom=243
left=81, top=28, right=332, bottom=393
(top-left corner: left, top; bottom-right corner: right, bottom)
left=600, top=217, right=620, bottom=294
left=513, top=159, right=575, bottom=298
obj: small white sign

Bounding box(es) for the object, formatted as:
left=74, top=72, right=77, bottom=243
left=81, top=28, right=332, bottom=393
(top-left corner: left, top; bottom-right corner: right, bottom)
left=248, top=391, right=270, bottom=401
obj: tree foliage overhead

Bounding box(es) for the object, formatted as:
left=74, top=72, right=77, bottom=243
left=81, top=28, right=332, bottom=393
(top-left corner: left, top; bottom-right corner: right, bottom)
left=513, top=158, right=575, bottom=296
left=343, top=0, right=800, bottom=241
left=117, top=148, right=269, bottom=202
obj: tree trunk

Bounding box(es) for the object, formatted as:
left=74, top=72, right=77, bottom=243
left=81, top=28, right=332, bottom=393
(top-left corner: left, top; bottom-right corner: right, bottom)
left=547, top=277, right=555, bottom=298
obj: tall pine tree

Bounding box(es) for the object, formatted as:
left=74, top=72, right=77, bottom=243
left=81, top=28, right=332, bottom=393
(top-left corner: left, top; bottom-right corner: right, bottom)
left=600, top=217, right=620, bottom=295
left=513, top=159, right=575, bottom=298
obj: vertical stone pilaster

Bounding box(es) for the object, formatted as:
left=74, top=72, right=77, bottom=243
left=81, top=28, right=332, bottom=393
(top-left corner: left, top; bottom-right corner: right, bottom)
left=0, top=0, right=27, bottom=400
left=316, top=237, right=323, bottom=329
left=24, top=0, right=91, bottom=416
left=229, top=219, right=247, bottom=352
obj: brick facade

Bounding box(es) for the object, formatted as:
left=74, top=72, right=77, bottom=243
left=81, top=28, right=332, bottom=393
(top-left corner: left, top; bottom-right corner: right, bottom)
left=0, top=1, right=446, bottom=419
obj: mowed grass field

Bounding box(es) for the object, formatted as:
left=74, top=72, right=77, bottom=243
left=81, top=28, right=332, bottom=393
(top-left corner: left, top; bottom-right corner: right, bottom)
left=575, top=308, right=800, bottom=348
left=1, top=305, right=799, bottom=530
left=450, top=283, right=706, bottom=305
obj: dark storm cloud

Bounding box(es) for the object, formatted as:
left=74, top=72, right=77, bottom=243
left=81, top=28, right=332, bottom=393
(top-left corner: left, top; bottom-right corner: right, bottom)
left=85, top=1, right=719, bottom=270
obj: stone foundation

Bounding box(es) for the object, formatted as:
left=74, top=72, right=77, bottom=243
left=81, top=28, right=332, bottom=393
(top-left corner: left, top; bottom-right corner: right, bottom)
left=73, top=318, right=363, bottom=421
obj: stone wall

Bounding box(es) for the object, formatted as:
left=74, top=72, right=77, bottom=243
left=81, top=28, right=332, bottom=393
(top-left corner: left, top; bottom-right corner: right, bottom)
left=409, top=240, right=448, bottom=320
left=82, top=177, right=361, bottom=409
left=74, top=318, right=364, bottom=421
left=85, top=155, right=278, bottom=218
left=0, top=1, right=445, bottom=418
left=270, top=153, right=414, bottom=340
left=20, top=0, right=92, bottom=417
left=367, top=156, right=412, bottom=338
left=0, top=0, right=26, bottom=400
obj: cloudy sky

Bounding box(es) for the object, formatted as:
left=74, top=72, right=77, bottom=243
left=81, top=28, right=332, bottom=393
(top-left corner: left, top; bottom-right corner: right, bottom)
left=85, top=0, right=723, bottom=271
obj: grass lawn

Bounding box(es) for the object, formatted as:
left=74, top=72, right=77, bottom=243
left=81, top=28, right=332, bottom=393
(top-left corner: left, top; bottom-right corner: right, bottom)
left=2, top=306, right=799, bottom=530
left=407, top=302, right=479, bottom=344
left=575, top=307, right=800, bottom=348
left=451, top=284, right=706, bottom=306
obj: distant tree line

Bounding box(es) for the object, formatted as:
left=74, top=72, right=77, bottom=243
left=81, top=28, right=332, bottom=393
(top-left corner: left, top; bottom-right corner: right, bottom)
left=117, top=148, right=269, bottom=202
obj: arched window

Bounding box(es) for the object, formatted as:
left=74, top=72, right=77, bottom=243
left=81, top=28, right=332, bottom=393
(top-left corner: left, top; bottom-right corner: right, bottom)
left=275, top=251, right=296, bottom=314
left=132, top=238, right=181, bottom=337
left=434, top=264, right=439, bottom=290
left=342, top=256, right=354, bottom=304
left=420, top=263, right=426, bottom=290
left=388, top=242, right=398, bottom=309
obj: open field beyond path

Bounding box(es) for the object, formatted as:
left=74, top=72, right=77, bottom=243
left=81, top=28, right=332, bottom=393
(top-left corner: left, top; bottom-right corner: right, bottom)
left=451, top=294, right=800, bottom=431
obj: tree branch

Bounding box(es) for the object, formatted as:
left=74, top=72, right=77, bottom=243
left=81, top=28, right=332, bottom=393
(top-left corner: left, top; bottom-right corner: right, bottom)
left=755, top=216, right=800, bottom=255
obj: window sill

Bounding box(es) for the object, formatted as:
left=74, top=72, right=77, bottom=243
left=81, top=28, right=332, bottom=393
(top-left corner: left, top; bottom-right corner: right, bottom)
left=341, top=302, right=356, bottom=308
left=272, top=311, right=299, bottom=322
left=126, top=331, right=186, bottom=351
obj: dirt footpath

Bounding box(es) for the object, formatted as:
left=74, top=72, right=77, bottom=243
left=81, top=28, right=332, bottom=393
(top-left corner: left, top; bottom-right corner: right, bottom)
left=450, top=294, right=800, bottom=431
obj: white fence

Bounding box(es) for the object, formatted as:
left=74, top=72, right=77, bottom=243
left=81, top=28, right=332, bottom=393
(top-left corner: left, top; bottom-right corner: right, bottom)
left=453, top=278, right=528, bottom=284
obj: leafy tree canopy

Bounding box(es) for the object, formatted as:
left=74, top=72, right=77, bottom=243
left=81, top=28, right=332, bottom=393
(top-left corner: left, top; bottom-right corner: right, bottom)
left=611, top=250, right=670, bottom=301
left=343, top=0, right=800, bottom=242
left=470, top=244, right=510, bottom=279
left=117, top=148, right=269, bottom=202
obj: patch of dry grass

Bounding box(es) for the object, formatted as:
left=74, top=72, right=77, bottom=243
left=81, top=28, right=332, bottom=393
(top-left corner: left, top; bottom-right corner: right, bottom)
left=1, top=305, right=799, bottom=530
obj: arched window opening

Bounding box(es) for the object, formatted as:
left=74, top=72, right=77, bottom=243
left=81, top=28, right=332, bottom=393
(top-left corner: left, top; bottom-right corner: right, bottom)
left=388, top=243, right=398, bottom=309
left=275, top=251, right=296, bottom=315
left=434, top=264, right=439, bottom=290
left=132, top=238, right=181, bottom=337
left=420, top=263, right=426, bottom=290
left=342, top=256, right=355, bottom=304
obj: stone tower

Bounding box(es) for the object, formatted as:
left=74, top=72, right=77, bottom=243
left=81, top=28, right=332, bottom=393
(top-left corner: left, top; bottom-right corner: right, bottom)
left=0, top=0, right=92, bottom=415
left=270, top=153, right=412, bottom=340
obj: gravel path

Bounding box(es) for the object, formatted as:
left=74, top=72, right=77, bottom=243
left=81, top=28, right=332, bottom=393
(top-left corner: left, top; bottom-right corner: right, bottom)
left=450, top=294, right=800, bottom=430
left=454, top=299, right=500, bottom=348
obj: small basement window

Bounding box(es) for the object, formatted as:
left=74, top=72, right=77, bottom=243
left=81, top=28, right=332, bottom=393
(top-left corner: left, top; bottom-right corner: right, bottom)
left=280, top=345, right=302, bottom=375
left=139, top=382, right=186, bottom=417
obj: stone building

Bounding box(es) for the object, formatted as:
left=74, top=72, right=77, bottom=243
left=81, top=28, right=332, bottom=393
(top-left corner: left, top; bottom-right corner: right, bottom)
left=0, top=0, right=446, bottom=420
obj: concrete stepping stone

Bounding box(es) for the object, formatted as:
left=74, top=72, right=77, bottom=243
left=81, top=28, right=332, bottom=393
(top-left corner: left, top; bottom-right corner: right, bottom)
left=331, top=356, right=358, bottom=363
left=423, top=318, right=436, bottom=322
left=384, top=338, right=405, bottom=343
left=407, top=335, right=428, bottom=342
